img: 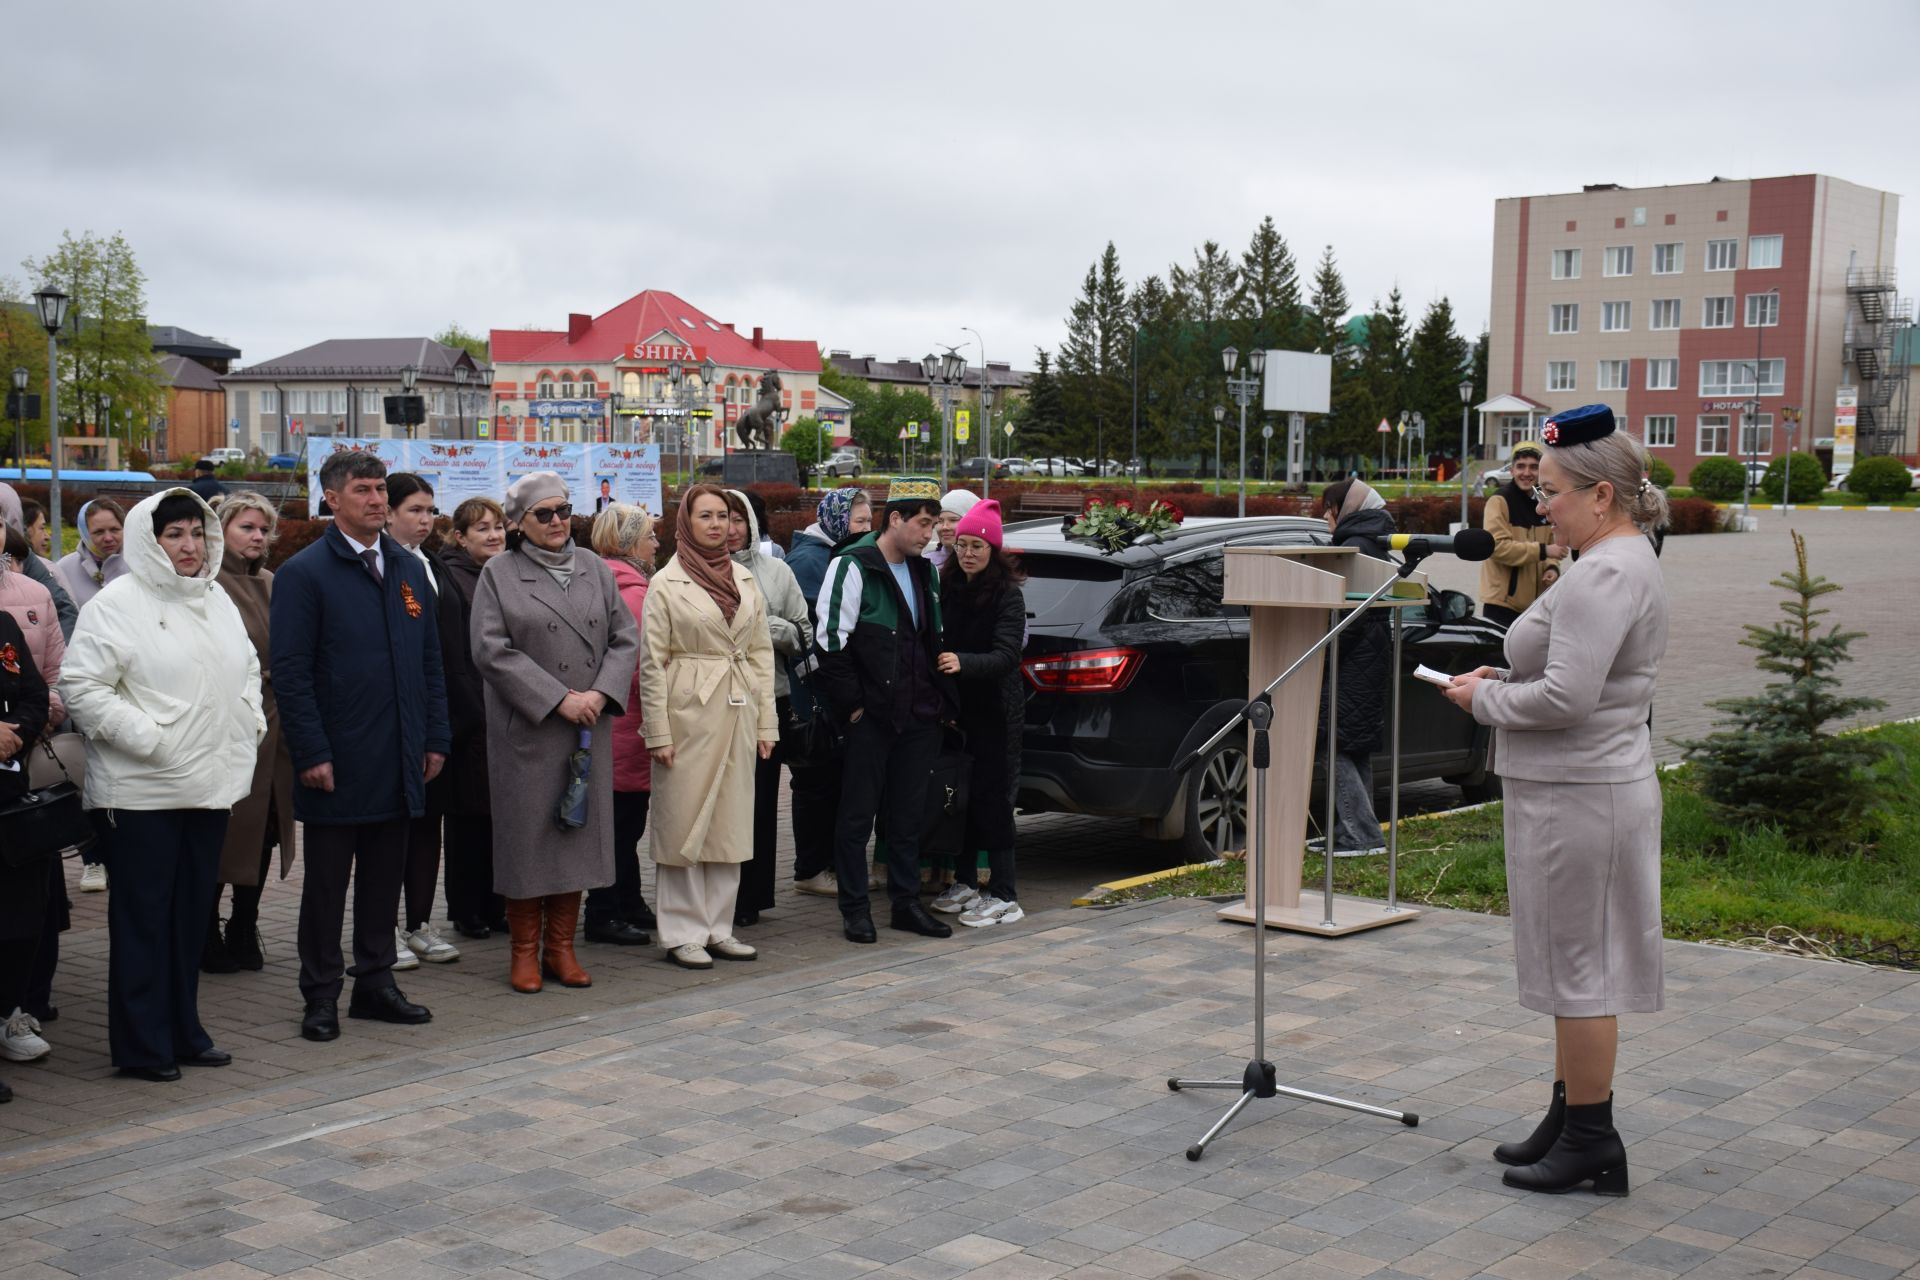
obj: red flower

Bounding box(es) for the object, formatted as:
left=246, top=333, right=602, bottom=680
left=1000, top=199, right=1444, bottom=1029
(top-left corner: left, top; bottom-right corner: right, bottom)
left=1116, top=499, right=1132, bottom=510
left=1542, top=422, right=1561, bottom=445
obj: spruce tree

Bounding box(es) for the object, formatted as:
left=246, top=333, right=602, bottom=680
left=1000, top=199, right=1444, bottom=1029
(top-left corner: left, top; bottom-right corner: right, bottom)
left=1676, top=530, right=1891, bottom=849
left=1022, top=348, right=1067, bottom=454
left=1234, top=215, right=1303, bottom=351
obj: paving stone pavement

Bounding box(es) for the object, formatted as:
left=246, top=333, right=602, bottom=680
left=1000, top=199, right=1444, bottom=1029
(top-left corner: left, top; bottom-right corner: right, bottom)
left=3, top=895, right=1919, bottom=1280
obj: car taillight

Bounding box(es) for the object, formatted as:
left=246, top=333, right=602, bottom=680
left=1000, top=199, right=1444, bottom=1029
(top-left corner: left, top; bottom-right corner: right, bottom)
left=1022, top=646, right=1144, bottom=693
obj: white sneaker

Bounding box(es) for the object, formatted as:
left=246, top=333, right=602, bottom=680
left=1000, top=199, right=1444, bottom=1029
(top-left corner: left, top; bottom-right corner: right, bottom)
left=958, top=896, right=1025, bottom=928
left=708, top=937, right=757, bottom=961
left=1331, top=844, right=1387, bottom=858
left=667, top=944, right=713, bottom=969
left=793, top=871, right=838, bottom=897
left=391, top=928, right=420, bottom=970
left=931, top=883, right=979, bottom=914
left=404, top=927, right=460, bottom=963
left=2, top=1008, right=49, bottom=1062
left=79, top=863, right=107, bottom=892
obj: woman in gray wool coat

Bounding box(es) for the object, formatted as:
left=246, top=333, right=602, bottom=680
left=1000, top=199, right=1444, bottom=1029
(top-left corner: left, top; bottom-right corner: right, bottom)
left=469, top=472, right=639, bottom=994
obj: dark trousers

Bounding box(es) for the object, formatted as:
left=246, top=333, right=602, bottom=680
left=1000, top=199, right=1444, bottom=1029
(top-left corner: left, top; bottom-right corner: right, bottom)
left=403, top=812, right=442, bottom=930
left=1483, top=603, right=1521, bottom=628
left=833, top=715, right=941, bottom=917
left=740, top=712, right=787, bottom=914
left=443, top=813, right=499, bottom=925
left=22, top=870, right=66, bottom=1017
left=789, top=758, right=841, bottom=881
left=587, top=791, right=651, bottom=925
left=99, top=809, right=227, bottom=1069
left=297, top=819, right=407, bottom=1002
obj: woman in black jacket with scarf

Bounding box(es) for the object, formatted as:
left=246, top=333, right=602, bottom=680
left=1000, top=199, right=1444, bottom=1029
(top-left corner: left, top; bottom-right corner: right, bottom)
left=933, top=500, right=1027, bottom=928
left=0, top=610, right=52, bottom=1097
left=1316, top=478, right=1396, bottom=856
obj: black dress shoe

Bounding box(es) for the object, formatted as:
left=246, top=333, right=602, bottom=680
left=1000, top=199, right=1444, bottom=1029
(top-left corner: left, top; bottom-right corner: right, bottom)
left=585, top=919, right=652, bottom=946
left=301, top=998, right=340, bottom=1042
left=843, top=912, right=877, bottom=944
left=733, top=908, right=759, bottom=928
left=180, top=1048, right=232, bottom=1068
left=348, top=985, right=432, bottom=1025
left=117, top=1064, right=182, bottom=1082
left=453, top=916, right=492, bottom=940
left=890, top=900, right=953, bottom=938
left=628, top=904, right=658, bottom=932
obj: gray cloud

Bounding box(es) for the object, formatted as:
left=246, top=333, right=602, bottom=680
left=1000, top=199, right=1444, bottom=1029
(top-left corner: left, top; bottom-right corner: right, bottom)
left=8, top=0, right=1916, bottom=371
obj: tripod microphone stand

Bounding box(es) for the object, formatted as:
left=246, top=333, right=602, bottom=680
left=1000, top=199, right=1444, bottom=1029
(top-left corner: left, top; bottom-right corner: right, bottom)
left=1168, top=552, right=1436, bottom=1160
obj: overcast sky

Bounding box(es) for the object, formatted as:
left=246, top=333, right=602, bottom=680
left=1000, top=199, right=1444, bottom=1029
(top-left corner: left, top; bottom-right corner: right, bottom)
left=8, top=0, right=1918, bottom=375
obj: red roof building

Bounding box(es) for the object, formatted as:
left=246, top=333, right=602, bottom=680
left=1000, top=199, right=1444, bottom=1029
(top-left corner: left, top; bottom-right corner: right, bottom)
left=489, top=290, right=823, bottom=455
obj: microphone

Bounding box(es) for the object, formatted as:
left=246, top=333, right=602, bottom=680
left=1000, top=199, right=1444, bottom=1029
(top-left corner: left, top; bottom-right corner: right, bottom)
left=1388, top=529, right=1496, bottom=562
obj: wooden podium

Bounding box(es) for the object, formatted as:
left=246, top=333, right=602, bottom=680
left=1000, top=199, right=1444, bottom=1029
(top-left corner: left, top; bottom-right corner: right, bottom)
left=1216, top=545, right=1428, bottom=936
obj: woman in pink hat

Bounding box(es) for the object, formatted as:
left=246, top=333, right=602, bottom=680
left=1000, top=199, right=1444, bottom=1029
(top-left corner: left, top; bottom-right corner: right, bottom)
left=931, top=500, right=1026, bottom=927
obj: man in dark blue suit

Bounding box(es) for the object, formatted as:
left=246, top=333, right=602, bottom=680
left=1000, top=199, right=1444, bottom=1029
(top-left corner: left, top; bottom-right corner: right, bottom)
left=273, top=450, right=450, bottom=1042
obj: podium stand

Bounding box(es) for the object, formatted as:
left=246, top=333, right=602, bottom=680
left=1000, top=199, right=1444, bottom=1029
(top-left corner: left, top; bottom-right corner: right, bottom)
left=1217, top=545, right=1428, bottom=936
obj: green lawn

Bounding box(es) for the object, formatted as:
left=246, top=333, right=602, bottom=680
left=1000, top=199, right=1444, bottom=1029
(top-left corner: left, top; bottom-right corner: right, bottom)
left=1108, top=722, right=1920, bottom=968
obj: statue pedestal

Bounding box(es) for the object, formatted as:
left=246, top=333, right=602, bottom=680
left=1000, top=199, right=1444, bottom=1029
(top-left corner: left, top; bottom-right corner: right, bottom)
left=722, top=450, right=799, bottom=486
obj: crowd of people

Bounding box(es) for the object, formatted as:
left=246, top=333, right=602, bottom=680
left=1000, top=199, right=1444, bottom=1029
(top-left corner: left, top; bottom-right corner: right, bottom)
left=0, top=462, right=1027, bottom=1095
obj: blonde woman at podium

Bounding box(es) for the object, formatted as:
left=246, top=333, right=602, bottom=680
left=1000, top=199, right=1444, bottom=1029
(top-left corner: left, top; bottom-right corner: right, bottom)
left=1440, top=403, right=1670, bottom=1199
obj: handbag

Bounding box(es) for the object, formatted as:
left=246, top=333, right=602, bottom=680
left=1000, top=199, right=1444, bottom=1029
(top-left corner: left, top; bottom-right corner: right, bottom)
left=0, top=740, right=95, bottom=868
left=918, top=727, right=972, bottom=863
left=782, top=650, right=845, bottom=770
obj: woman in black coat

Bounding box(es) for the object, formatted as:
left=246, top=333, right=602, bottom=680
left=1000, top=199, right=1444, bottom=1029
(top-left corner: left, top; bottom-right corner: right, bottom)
left=438, top=496, right=509, bottom=937
left=933, top=500, right=1027, bottom=928
left=1315, top=478, right=1396, bottom=855
left=0, top=609, right=55, bottom=1097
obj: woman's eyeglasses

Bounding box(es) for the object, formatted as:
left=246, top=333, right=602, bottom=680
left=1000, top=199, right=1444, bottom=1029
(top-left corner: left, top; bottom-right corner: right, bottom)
left=1533, top=482, right=1595, bottom=509
left=526, top=504, right=574, bottom=524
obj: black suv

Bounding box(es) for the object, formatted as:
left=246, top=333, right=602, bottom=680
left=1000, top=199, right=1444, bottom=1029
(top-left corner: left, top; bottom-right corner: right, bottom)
left=1010, top=515, right=1507, bottom=859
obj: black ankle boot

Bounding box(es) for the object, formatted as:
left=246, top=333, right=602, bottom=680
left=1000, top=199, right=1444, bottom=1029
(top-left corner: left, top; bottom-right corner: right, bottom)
left=200, top=913, right=239, bottom=974
left=1502, top=1095, right=1628, bottom=1196
left=1494, top=1080, right=1566, bottom=1166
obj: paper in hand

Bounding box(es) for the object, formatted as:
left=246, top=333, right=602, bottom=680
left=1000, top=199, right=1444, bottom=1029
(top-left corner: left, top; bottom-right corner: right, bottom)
left=1413, top=663, right=1455, bottom=687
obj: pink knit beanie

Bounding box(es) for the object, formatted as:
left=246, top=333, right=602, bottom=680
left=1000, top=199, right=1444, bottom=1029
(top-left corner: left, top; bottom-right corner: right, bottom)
left=953, top=498, right=1003, bottom=549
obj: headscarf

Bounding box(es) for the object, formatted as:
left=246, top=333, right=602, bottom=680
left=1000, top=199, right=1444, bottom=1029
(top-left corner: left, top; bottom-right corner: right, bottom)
left=1335, top=478, right=1387, bottom=521
left=816, top=487, right=862, bottom=544
left=0, top=483, right=21, bottom=534
left=726, top=489, right=765, bottom=571
left=504, top=471, right=575, bottom=587
left=674, top=483, right=741, bottom=623
left=74, top=499, right=127, bottom=585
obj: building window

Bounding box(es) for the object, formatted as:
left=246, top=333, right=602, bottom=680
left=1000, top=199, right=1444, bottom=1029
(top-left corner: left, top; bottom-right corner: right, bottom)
left=1645, top=415, right=1676, bottom=447
left=1650, top=298, right=1681, bottom=330
left=559, top=381, right=574, bottom=399
left=260, top=390, right=278, bottom=414
left=1602, top=301, right=1631, bottom=332
left=1549, top=303, right=1579, bottom=334
left=290, top=390, right=309, bottom=414
left=1697, top=415, right=1730, bottom=455
left=1547, top=361, right=1576, bottom=392
left=621, top=372, right=641, bottom=398
left=1702, top=296, right=1735, bottom=328
left=538, top=381, right=555, bottom=399
left=1598, top=360, right=1630, bottom=390
left=1551, top=248, right=1581, bottom=280
left=1740, top=414, right=1774, bottom=455
left=1706, top=238, right=1739, bottom=271
left=1745, top=293, right=1779, bottom=327
left=1748, top=235, right=1783, bottom=269
left=1699, top=358, right=1786, bottom=396
left=1603, top=245, right=1634, bottom=277
left=361, top=391, right=380, bottom=414
left=1653, top=242, right=1684, bottom=274
left=1647, top=358, right=1678, bottom=390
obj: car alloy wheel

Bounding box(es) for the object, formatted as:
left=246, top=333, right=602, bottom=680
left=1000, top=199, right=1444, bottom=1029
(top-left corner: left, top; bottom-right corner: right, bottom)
left=1185, top=741, right=1249, bottom=860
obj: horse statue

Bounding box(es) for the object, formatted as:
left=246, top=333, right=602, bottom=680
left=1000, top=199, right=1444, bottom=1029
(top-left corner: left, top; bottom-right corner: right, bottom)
left=736, top=369, right=783, bottom=450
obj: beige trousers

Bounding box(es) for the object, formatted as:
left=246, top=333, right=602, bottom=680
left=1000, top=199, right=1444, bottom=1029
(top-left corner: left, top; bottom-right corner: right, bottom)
left=654, top=862, right=741, bottom=950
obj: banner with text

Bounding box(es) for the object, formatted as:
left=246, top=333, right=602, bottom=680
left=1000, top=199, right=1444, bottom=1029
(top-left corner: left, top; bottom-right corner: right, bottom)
left=306, top=439, right=660, bottom=519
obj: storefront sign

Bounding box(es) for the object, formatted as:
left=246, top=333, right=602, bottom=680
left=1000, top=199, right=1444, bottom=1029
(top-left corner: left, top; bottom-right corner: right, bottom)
left=1833, top=387, right=1858, bottom=472
left=529, top=399, right=603, bottom=419
left=623, top=343, right=706, bottom=363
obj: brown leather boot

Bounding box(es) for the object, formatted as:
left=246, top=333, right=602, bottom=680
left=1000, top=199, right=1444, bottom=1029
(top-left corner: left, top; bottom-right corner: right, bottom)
left=505, top=898, right=543, bottom=994
left=540, top=892, right=591, bottom=988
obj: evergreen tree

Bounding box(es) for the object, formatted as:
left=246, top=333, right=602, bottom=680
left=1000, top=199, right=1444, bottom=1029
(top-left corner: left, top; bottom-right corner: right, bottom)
left=1130, top=274, right=1185, bottom=467
left=1233, top=215, right=1304, bottom=352
left=1058, top=259, right=1101, bottom=448
left=1092, top=242, right=1132, bottom=455
left=1405, top=296, right=1472, bottom=459
left=1307, top=245, right=1350, bottom=357
left=1306, top=246, right=1371, bottom=471
left=1021, top=348, right=1067, bottom=454
left=1676, top=531, right=1892, bottom=849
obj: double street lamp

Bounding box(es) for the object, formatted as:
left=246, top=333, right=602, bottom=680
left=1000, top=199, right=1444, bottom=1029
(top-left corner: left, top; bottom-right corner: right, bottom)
left=1457, top=378, right=1475, bottom=528
left=668, top=357, right=717, bottom=479
left=1222, top=346, right=1265, bottom=516
left=454, top=365, right=468, bottom=440
left=922, top=348, right=966, bottom=485
left=1211, top=404, right=1227, bottom=494
left=33, top=286, right=69, bottom=556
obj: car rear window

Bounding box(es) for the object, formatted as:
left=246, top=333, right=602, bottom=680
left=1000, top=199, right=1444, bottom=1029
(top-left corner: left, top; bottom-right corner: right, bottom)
left=1016, top=553, right=1126, bottom=628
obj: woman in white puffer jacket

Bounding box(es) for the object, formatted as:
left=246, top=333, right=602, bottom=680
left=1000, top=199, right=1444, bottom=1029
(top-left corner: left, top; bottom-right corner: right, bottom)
left=60, top=488, right=263, bottom=1082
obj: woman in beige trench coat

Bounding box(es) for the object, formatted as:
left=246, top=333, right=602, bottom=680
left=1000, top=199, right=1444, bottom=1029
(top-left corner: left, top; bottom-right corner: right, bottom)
left=637, top=484, right=777, bottom=970
left=204, top=491, right=296, bottom=974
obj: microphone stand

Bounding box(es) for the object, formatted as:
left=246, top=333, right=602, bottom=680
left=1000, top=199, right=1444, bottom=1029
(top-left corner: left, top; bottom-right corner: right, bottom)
left=1167, top=549, right=1434, bottom=1160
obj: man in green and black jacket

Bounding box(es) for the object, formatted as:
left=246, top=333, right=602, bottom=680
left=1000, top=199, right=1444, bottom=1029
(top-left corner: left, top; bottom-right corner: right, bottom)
left=813, top=477, right=958, bottom=944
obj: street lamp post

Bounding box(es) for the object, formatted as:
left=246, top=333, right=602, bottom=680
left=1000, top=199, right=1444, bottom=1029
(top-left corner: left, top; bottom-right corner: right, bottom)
left=1457, top=378, right=1475, bottom=529
left=400, top=363, right=420, bottom=440
left=921, top=349, right=967, bottom=486
left=99, top=391, right=111, bottom=465
left=8, top=367, right=26, bottom=473
left=454, top=365, right=469, bottom=440
left=33, top=287, right=69, bottom=556
left=1222, top=346, right=1265, bottom=516
left=963, top=327, right=991, bottom=499
left=1211, top=404, right=1227, bottom=494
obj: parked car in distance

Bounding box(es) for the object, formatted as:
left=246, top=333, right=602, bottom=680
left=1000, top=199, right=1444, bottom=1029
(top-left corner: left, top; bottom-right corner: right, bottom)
left=205, top=447, right=246, bottom=465
left=1001, top=457, right=1035, bottom=476
left=1012, top=515, right=1507, bottom=860
left=1031, top=456, right=1084, bottom=477
left=812, top=450, right=864, bottom=479
left=1481, top=463, right=1514, bottom=491
left=950, top=456, right=1011, bottom=481
left=266, top=453, right=300, bottom=470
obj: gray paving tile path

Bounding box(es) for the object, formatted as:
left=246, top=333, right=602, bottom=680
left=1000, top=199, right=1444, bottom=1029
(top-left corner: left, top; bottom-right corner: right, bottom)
left=4, top=893, right=1918, bottom=1280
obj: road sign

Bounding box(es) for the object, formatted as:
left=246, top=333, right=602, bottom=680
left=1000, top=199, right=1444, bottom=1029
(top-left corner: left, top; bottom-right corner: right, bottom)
left=230, top=419, right=240, bottom=433
left=477, top=418, right=490, bottom=439
left=899, top=425, right=914, bottom=440
left=1261, top=424, right=1274, bottom=440
left=919, top=426, right=931, bottom=443
left=1003, top=423, right=1014, bottom=437
left=1376, top=418, right=1391, bottom=433
left=955, top=409, right=970, bottom=443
